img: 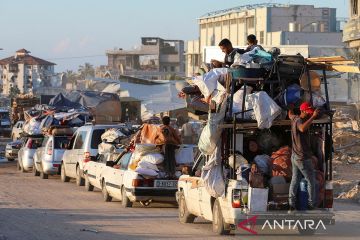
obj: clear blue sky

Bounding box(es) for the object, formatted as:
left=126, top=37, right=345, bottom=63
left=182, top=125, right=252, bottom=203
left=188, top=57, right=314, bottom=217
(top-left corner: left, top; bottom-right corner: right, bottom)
left=0, top=0, right=349, bottom=72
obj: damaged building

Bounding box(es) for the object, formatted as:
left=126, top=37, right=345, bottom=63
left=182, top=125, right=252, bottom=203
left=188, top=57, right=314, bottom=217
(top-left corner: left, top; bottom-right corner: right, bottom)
left=97, top=37, right=185, bottom=80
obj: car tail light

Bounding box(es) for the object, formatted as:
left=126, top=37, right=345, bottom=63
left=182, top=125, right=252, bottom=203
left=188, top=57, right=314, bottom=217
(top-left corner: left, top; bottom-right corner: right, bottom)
left=325, top=181, right=333, bottom=208
left=83, top=152, right=91, bottom=163
left=27, top=139, right=33, bottom=148
left=47, top=145, right=53, bottom=155
left=143, top=179, right=154, bottom=187
left=232, top=189, right=242, bottom=208
left=132, top=179, right=143, bottom=187
left=53, top=164, right=59, bottom=167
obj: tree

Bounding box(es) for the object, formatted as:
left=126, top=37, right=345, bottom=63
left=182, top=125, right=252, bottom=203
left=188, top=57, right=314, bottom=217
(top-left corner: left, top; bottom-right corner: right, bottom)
left=9, top=85, right=20, bottom=99
left=65, top=70, right=78, bottom=88
left=78, top=63, right=95, bottom=79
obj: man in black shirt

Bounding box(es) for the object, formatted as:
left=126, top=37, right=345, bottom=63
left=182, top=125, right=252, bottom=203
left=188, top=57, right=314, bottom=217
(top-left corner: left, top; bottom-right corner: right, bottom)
left=288, top=102, right=320, bottom=211
left=211, top=38, right=244, bottom=68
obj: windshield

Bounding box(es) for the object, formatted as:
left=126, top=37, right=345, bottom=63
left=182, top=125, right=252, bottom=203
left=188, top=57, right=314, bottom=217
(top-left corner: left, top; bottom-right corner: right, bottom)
left=91, top=129, right=106, bottom=149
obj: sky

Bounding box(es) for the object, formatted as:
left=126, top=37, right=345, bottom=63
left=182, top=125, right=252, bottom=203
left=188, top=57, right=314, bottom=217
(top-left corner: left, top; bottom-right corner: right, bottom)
left=0, top=0, right=349, bottom=72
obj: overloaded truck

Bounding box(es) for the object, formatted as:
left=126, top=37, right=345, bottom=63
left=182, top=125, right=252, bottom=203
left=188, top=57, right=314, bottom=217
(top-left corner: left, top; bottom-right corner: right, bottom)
left=177, top=54, right=360, bottom=235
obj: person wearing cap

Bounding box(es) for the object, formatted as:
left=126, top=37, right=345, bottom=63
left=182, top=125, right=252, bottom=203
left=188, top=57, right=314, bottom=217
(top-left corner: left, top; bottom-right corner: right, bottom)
left=288, top=102, right=320, bottom=211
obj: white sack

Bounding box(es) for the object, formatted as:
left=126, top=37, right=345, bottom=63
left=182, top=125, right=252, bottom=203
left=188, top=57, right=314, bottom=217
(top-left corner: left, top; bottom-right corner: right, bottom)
left=246, top=91, right=282, bottom=129
left=201, top=146, right=225, bottom=198
left=135, top=168, right=158, bottom=177
left=232, top=86, right=253, bottom=116
left=140, top=153, right=164, bottom=165
left=175, top=146, right=194, bottom=165
left=198, top=94, right=227, bottom=155
left=192, top=68, right=228, bottom=98
left=137, top=160, right=159, bottom=171
left=101, top=128, right=126, bottom=143
left=98, top=142, right=115, bottom=154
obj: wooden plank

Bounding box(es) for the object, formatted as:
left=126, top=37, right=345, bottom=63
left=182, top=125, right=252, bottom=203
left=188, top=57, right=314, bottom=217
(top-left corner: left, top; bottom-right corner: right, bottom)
left=325, top=60, right=356, bottom=65
left=326, top=65, right=360, bottom=73
left=306, top=56, right=346, bottom=62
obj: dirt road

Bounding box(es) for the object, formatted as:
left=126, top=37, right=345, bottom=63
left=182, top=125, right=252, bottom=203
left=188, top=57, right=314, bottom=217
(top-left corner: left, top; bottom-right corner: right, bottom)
left=0, top=159, right=360, bottom=240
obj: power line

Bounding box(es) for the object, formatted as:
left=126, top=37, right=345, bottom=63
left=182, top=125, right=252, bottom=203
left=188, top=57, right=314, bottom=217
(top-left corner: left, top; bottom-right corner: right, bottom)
left=46, top=54, right=105, bottom=61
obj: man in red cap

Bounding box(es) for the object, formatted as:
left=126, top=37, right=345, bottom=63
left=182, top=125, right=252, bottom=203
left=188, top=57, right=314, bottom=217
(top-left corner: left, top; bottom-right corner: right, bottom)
left=288, top=102, right=320, bottom=211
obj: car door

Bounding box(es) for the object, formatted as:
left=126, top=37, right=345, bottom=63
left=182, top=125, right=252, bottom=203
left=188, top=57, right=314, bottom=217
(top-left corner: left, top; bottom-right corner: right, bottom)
left=184, top=155, right=206, bottom=216
left=70, top=130, right=88, bottom=176
left=106, top=152, right=131, bottom=199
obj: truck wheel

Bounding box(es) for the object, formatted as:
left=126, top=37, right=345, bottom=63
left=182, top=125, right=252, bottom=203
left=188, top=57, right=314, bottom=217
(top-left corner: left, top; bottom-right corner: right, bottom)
left=212, top=200, right=231, bottom=235
left=101, top=180, right=112, bottom=202
left=121, top=187, right=132, bottom=208
left=298, top=228, right=316, bottom=235
left=85, top=175, right=94, bottom=192
left=61, top=163, right=70, bottom=182
left=33, top=164, right=40, bottom=176
left=76, top=166, right=85, bottom=186
left=178, top=191, right=196, bottom=223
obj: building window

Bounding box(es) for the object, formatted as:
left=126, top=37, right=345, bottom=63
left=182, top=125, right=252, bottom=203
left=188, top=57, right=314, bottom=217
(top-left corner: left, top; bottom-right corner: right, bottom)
left=259, top=31, right=264, bottom=44
left=170, top=66, right=175, bottom=72
left=248, top=17, right=255, bottom=29
left=351, top=0, right=358, bottom=16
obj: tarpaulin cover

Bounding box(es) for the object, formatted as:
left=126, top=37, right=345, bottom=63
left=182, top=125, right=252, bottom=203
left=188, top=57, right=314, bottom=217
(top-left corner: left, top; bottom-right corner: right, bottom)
left=49, top=91, right=120, bottom=108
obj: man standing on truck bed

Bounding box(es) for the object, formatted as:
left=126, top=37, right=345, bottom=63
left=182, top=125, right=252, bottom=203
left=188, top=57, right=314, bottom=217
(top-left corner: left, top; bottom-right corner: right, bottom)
left=288, top=102, right=320, bottom=211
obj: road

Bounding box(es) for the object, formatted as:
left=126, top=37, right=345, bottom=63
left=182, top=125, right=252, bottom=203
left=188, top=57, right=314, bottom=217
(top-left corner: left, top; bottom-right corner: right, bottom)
left=0, top=157, right=360, bottom=239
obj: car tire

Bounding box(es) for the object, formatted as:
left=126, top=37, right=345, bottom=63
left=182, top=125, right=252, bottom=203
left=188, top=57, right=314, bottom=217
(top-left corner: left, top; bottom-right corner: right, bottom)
left=212, top=200, right=231, bottom=235
left=85, top=175, right=94, bottom=192
left=76, top=165, right=85, bottom=186
left=40, top=171, right=48, bottom=179
left=298, top=228, right=316, bottom=235
left=178, top=191, right=196, bottom=223
left=33, top=164, right=40, bottom=176
left=17, top=160, right=21, bottom=171
left=61, top=163, right=70, bottom=182
left=121, top=187, right=132, bottom=208
left=101, top=180, right=112, bottom=202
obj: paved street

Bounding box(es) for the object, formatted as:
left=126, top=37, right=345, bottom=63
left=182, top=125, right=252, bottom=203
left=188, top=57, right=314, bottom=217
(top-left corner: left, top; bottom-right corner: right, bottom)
left=0, top=146, right=359, bottom=239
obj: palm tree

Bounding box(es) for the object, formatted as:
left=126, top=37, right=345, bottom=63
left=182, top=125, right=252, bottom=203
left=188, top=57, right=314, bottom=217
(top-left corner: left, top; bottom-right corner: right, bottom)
left=65, top=70, right=78, bottom=89
left=78, top=63, right=95, bottom=80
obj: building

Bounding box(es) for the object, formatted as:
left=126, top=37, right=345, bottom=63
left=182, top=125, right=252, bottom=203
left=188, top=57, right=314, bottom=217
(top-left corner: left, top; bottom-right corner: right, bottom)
left=0, top=49, right=56, bottom=95
left=343, top=0, right=360, bottom=52
left=186, top=3, right=344, bottom=76
left=98, top=37, right=185, bottom=80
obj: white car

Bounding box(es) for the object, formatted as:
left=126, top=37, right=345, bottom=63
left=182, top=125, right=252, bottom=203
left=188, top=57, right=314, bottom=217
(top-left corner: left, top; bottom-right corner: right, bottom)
left=33, top=134, right=72, bottom=179
left=61, top=124, right=124, bottom=186
left=11, top=121, right=24, bottom=140
left=17, top=136, right=44, bottom=172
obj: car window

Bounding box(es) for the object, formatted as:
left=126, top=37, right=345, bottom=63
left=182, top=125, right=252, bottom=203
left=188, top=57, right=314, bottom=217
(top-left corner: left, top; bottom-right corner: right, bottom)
left=73, top=131, right=87, bottom=149
left=54, top=136, right=71, bottom=149
left=90, top=129, right=106, bottom=149
left=28, top=137, right=43, bottom=149
left=120, top=153, right=132, bottom=170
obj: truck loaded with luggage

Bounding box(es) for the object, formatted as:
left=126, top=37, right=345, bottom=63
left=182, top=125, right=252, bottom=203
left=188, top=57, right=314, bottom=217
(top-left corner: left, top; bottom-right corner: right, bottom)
left=177, top=50, right=360, bottom=235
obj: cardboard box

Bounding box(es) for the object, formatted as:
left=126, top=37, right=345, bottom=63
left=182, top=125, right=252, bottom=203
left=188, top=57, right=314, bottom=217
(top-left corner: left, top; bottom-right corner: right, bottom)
left=248, top=187, right=269, bottom=212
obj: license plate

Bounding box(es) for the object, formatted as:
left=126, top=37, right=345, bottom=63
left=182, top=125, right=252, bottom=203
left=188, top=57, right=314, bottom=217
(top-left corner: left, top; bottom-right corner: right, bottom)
left=154, top=180, right=178, bottom=188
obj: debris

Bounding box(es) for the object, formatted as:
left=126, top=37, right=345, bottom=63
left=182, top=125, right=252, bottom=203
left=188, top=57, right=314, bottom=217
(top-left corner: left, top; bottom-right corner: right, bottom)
left=80, top=228, right=99, bottom=233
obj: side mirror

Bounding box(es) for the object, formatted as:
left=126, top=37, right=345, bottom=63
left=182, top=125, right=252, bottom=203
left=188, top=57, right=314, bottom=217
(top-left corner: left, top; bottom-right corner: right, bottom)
left=106, top=161, right=115, bottom=167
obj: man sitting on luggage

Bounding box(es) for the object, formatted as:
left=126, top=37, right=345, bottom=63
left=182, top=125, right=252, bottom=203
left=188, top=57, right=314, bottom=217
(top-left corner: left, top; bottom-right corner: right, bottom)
left=245, top=34, right=264, bottom=52
left=288, top=102, right=320, bottom=211
left=211, top=38, right=244, bottom=68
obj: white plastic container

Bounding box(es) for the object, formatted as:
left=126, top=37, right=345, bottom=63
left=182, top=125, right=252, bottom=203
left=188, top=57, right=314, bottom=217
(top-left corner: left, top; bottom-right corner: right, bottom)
left=248, top=187, right=269, bottom=212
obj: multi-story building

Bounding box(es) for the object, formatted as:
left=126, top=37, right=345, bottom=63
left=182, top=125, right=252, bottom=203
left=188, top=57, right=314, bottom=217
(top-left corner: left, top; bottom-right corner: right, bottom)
left=186, top=3, right=344, bottom=76
left=99, top=37, right=185, bottom=80
left=343, top=0, right=360, bottom=52
left=0, top=49, right=56, bottom=95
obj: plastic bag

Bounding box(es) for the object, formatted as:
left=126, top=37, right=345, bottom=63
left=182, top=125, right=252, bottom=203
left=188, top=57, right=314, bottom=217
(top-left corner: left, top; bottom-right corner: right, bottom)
left=246, top=91, right=282, bottom=129
left=175, top=146, right=194, bottom=165
left=101, top=128, right=126, bottom=143
left=232, top=86, right=253, bottom=116
left=141, top=153, right=164, bottom=165
left=137, top=160, right=159, bottom=171
left=23, top=118, right=41, bottom=135
left=198, top=93, right=227, bottom=155
left=254, top=154, right=272, bottom=175
left=201, top=146, right=225, bottom=198
left=135, top=168, right=158, bottom=178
